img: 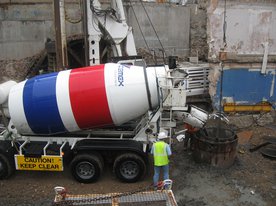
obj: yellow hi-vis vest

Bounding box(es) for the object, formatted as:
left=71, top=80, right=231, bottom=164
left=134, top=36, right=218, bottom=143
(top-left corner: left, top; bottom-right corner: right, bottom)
left=153, top=141, right=169, bottom=166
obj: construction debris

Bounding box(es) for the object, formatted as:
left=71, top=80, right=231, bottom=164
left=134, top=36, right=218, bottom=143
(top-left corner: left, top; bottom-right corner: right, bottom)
left=237, top=130, right=253, bottom=145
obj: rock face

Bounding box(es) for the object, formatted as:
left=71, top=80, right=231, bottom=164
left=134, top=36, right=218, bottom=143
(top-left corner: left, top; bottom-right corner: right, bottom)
left=0, top=58, right=30, bottom=83
left=189, top=0, right=209, bottom=61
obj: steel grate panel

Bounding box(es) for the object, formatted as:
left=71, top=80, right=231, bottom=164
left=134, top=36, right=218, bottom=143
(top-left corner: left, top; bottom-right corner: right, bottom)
left=55, top=190, right=177, bottom=206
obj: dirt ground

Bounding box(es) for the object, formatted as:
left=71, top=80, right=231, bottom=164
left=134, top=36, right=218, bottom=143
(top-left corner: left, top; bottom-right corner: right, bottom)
left=0, top=114, right=275, bottom=206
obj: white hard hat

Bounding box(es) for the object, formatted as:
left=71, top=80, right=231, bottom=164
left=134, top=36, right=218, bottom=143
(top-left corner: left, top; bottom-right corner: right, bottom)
left=158, top=132, right=167, bottom=140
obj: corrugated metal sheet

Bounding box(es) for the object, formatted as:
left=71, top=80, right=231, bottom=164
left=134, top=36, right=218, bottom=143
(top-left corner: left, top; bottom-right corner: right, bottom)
left=213, top=68, right=276, bottom=109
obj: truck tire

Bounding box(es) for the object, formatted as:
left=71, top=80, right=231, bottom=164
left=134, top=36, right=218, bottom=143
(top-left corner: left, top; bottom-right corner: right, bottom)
left=70, top=153, right=103, bottom=183
left=0, top=153, right=14, bottom=179
left=113, top=153, right=146, bottom=183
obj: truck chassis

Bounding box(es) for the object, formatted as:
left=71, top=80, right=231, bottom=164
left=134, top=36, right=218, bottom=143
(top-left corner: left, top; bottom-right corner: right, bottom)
left=0, top=122, right=151, bottom=183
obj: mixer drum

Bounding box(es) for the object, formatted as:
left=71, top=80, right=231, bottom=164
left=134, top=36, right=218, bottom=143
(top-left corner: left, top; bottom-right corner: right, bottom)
left=8, top=63, right=164, bottom=135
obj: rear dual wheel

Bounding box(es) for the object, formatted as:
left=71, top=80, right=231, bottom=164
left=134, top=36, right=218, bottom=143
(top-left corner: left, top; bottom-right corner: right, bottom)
left=113, top=153, right=146, bottom=183
left=70, top=152, right=146, bottom=183
left=0, top=153, right=14, bottom=180
left=70, top=153, right=103, bottom=183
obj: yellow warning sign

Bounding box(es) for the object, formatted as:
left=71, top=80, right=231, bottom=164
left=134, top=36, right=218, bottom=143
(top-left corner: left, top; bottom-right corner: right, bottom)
left=15, top=155, right=63, bottom=171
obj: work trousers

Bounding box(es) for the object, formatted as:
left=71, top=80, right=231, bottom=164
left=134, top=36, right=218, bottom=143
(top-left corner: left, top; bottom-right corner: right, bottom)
left=153, top=164, right=169, bottom=187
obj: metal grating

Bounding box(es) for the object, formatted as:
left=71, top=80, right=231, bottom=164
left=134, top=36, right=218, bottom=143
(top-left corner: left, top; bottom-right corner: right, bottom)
left=54, top=190, right=177, bottom=206
left=182, top=65, right=210, bottom=96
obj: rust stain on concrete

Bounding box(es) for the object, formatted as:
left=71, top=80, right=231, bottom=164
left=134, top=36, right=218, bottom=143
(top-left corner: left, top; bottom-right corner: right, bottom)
left=209, top=0, right=219, bottom=14
left=208, top=65, right=221, bottom=97
left=260, top=11, right=272, bottom=24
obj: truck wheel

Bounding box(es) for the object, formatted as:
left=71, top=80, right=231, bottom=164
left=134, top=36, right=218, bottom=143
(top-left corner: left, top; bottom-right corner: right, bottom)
left=70, top=153, right=103, bottom=183
left=113, top=153, right=146, bottom=183
left=0, top=153, right=14, bottom=179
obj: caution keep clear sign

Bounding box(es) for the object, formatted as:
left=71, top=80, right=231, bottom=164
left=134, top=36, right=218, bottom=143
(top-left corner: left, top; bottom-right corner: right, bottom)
left=15, top=155, right=63, bottom=171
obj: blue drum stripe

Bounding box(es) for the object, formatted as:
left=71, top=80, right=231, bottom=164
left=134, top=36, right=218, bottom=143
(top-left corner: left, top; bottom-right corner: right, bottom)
left=23, top=72, right=67, bottom=135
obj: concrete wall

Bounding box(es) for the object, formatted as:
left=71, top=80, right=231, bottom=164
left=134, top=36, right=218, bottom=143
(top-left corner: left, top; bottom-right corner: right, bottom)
left=126, top=3, right=190, bottom=58
left=0, top=1, right=192, bottom=61
left=0, top=1, right=194, bottom=83
left=0, top=0, right=82, bottom=60
left=189, top=0, right=209, bottom=61
left=207, top=0, right=276, bottom=62
left=207, top=0, right=276, bottom=109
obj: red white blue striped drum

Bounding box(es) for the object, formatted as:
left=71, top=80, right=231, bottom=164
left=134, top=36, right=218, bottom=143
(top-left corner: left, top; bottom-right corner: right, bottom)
left=8, top=63, right=166, bottom=135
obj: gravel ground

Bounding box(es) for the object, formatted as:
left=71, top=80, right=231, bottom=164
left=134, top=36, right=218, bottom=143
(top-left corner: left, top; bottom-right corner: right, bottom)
left=0, top=116, right=275, bottom=206
left=172, top=125, right=276, bottom=206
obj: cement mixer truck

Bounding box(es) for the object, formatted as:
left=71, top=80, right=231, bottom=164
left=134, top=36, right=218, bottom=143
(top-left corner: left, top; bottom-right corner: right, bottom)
left=0, top=63, right=209, bottom=183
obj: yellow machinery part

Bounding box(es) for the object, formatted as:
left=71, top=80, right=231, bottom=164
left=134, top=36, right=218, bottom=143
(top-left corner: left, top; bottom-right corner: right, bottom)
left=223, top=102, right=272, bottom=113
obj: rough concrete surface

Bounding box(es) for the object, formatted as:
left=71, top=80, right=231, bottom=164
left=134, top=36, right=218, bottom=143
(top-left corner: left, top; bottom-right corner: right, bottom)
left=0, top=58, right=34, bottom=83
left=189, top=0, right=209, bottom=61
left=207, top=0, right=276, bottom=62
left=0, top=113, right=275, bottom=206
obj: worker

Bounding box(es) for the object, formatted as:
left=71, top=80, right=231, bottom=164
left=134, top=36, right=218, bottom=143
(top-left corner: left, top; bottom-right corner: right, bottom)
left=151, top=131, right=172, bottom=190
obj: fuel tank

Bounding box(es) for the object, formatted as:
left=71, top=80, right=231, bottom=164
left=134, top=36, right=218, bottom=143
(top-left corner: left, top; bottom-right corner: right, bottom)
left=8, top=63, right=166, bottom=135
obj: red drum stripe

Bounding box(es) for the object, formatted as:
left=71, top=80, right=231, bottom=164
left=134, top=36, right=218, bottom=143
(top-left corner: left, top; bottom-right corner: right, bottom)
left=69, top=65, right=113, bottom=129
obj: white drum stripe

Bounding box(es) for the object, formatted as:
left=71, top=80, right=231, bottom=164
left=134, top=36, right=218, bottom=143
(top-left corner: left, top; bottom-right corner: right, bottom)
left=146, top=66, right=166, bottom=108
left=8, top=80, right=33, bottom=134
left=104, top=63, right=118, bottom=125
left=56, top=70, right=80, bottom=132
left=105, top=63, right=152, bottom=126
